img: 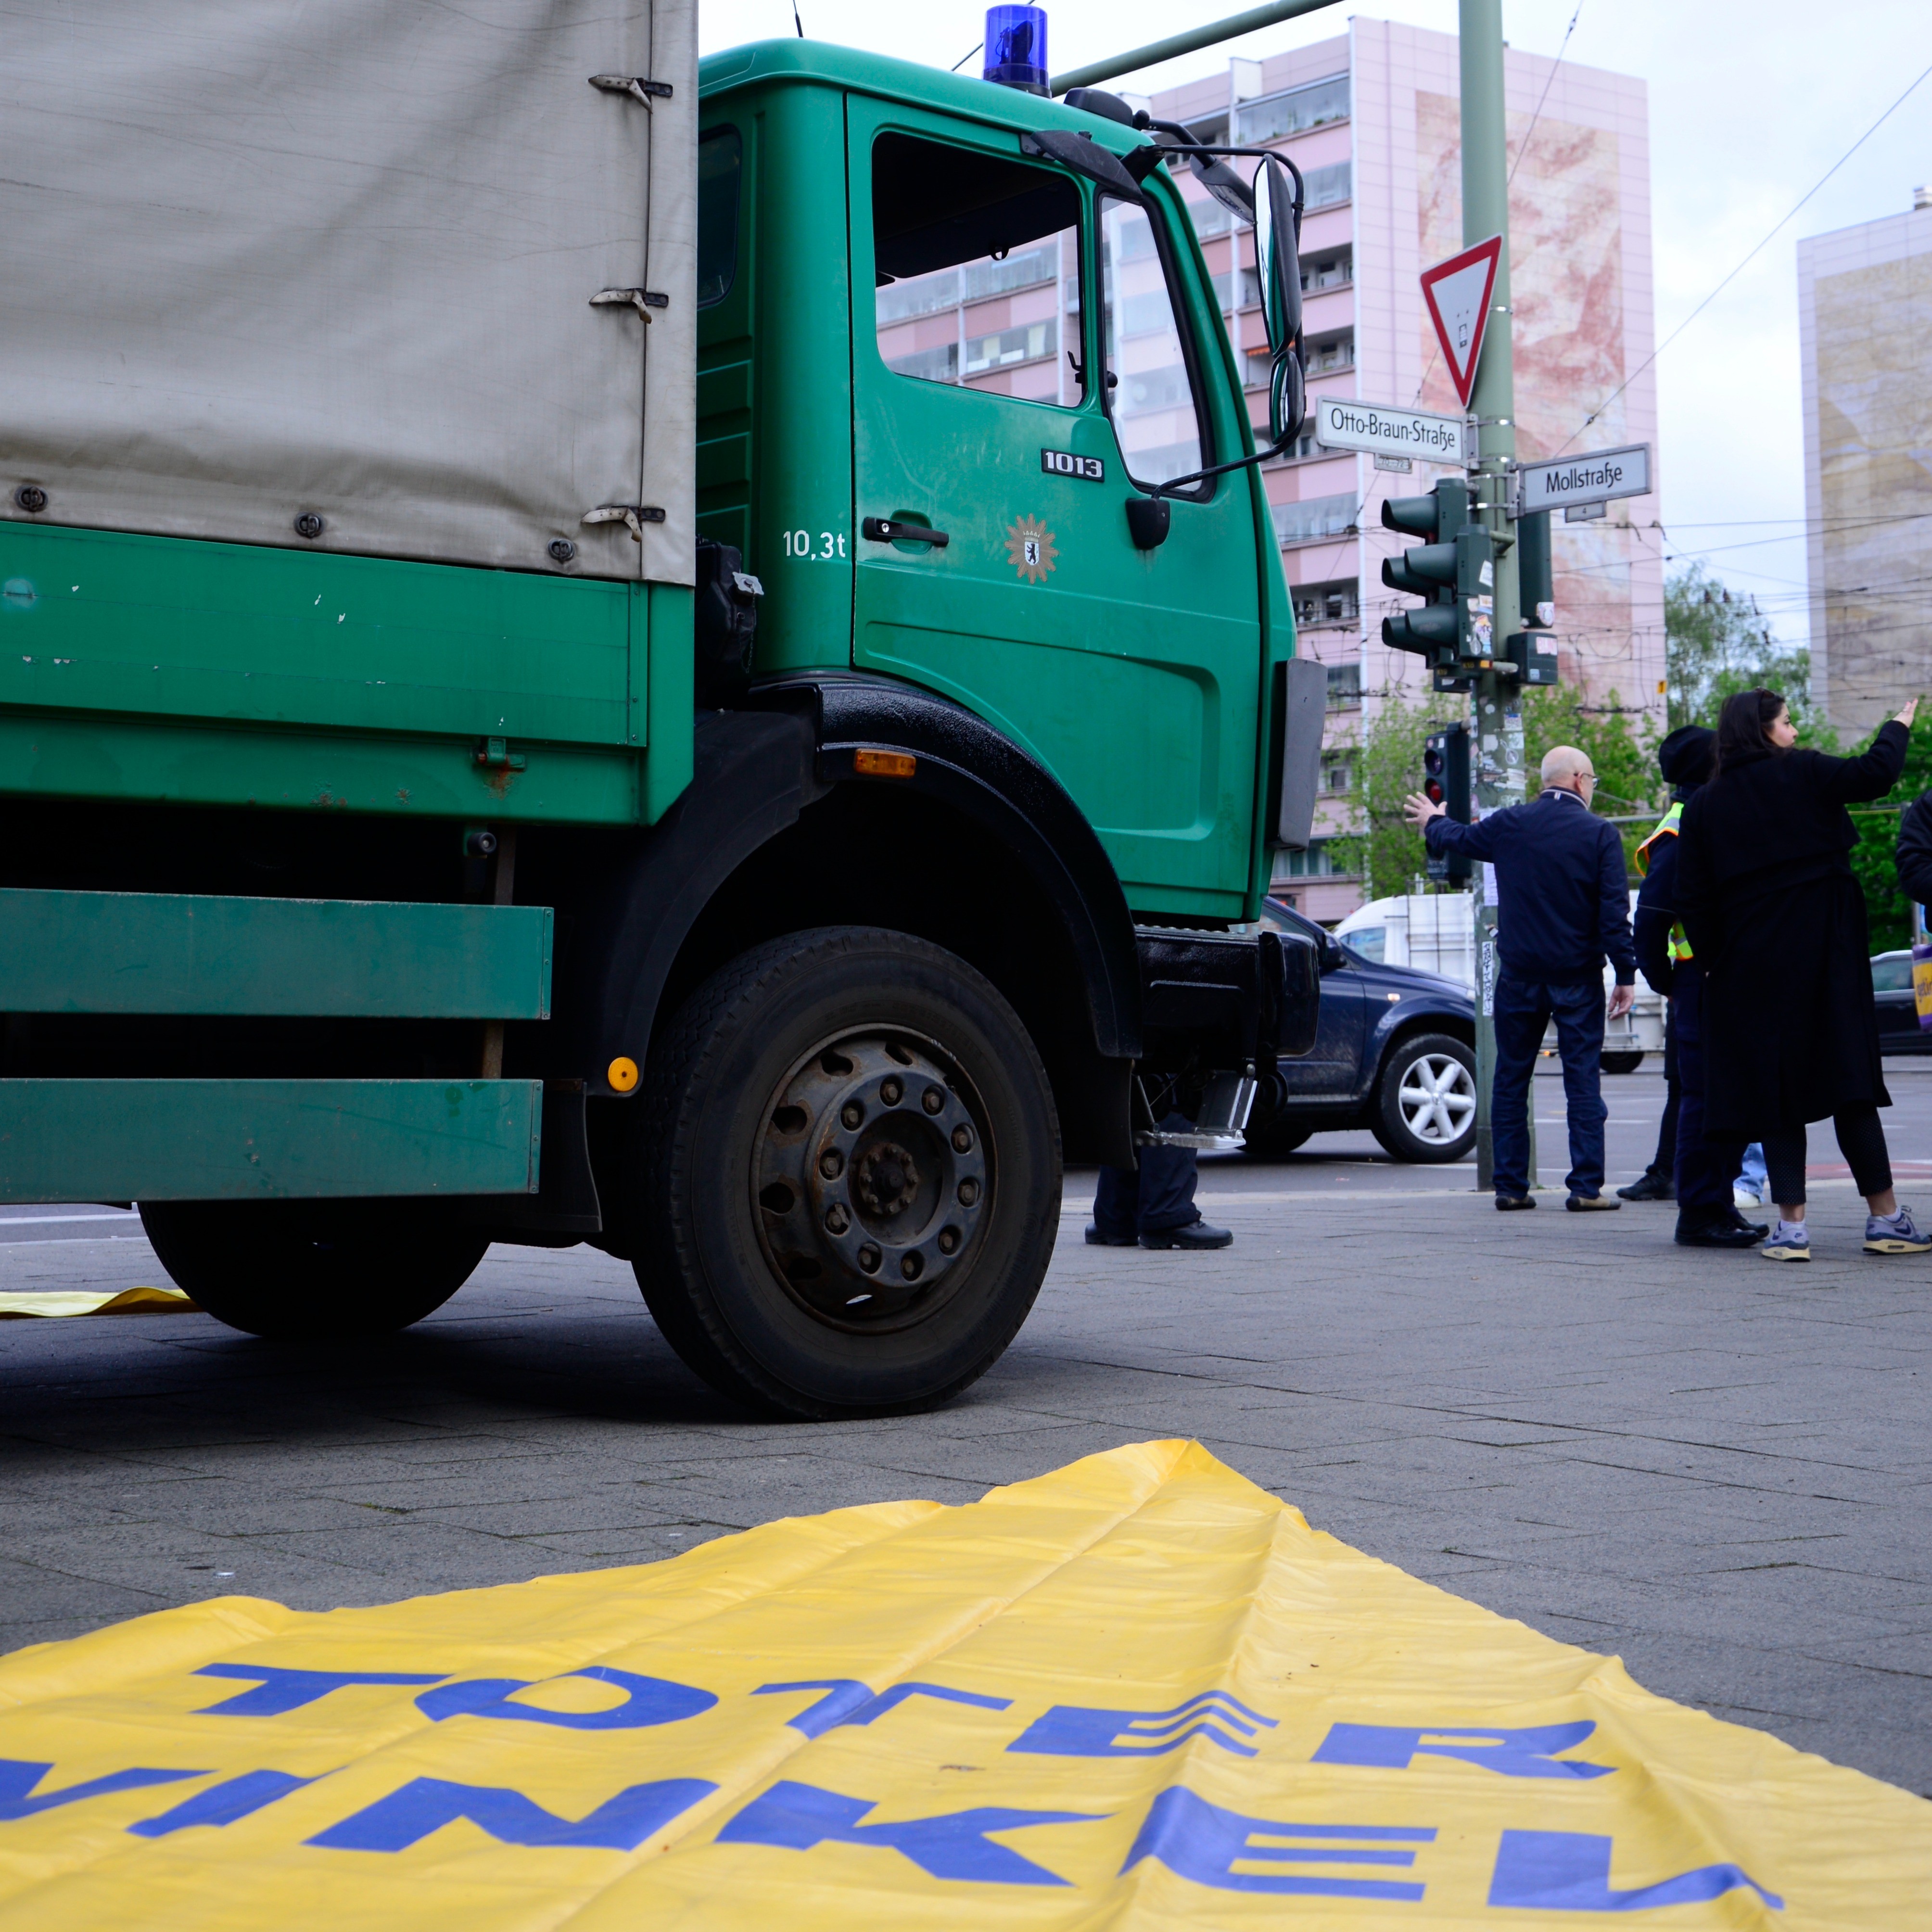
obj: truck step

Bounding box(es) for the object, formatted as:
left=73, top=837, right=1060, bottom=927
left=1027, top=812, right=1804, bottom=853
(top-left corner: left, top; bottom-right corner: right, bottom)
left=0, top=888, right=551, bottom=1018
left=0, top=1078, right=541, bottom=1202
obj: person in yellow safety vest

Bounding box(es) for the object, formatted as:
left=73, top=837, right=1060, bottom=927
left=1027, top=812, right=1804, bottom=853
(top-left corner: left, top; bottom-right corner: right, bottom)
left=1627, top=725, right=1767, bottom=1247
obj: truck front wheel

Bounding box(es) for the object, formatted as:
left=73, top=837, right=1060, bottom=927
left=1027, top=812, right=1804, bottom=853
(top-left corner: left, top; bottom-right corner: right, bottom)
left=138, top=1202, right=488, bottom=1339
left=627, top=928, right=1060, bottom=1420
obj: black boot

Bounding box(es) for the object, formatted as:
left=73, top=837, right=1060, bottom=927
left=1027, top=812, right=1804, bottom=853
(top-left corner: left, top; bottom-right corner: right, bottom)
left=1617, top=1168, right=1676, bottom=1202
left=1675, top=1208, right=1764, bottom=1248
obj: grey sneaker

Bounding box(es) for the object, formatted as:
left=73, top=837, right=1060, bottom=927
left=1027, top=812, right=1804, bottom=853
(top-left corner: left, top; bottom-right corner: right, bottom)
left=1762, top=1222, right=1810, bottom=1262
left=1864, top=1205, right=1932, bottom=1255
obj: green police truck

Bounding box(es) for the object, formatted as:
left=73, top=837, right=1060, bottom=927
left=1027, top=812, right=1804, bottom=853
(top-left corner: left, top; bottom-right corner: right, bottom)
left=0, top=3, right=1324, bottom=1418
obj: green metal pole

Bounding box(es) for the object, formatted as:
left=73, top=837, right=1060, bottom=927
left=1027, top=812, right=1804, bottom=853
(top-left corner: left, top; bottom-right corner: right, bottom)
left=1458, top=0, right=1530, bottom=1193
left=1049, top=0, right=1344, bottom=96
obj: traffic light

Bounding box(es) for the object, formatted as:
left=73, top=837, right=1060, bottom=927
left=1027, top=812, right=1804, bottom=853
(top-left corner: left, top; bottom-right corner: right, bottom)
left=1505, top=508, right=1558, bottom=686
left=1423, top=722, right=1471, bottom=885
left=1380, top=481, right=1495, bottom=684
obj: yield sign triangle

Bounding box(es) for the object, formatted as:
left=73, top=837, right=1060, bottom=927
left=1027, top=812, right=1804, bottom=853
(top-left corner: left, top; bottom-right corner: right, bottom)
left=1420, top=235, right=1503, bottom=407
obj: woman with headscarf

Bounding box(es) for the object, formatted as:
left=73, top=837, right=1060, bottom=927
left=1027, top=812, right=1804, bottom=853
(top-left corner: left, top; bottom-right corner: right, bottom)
left=1677, top=686, right=1920, bottom=1261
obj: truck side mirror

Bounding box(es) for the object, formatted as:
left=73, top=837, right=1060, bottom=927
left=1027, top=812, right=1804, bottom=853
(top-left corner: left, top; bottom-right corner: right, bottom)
left=1253, top=154, right=1303, bottom=356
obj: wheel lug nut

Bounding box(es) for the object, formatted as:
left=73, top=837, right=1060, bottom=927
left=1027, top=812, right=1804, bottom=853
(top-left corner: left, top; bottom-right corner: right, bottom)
left=825, top=1204, right=850, bottom=1234
left=951, top=1125, right=974, bottom=1153
left=857, top=1244, right=881, bottom=1274
left=880, top=1077, right=902, bottom=1106
left=957, top=1177, right=979, bottom=1206
left=820, top=1149, right=844, bottom=1180
left=938, top=1226, right=960, bottom=1255
left=901, top=1252, right=923, bottom=1280
left=923, top=1086, right=945, bottom=1114
left=841, top=1102, right=864, bottom=1129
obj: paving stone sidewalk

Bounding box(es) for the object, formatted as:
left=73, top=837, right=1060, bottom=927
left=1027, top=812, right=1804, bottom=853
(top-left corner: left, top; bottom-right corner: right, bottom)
left=0, top=1185, right=1927, bottom=1795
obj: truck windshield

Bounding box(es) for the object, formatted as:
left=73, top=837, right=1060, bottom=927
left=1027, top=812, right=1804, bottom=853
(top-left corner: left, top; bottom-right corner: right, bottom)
left=1098, top=196, right=1210, bottom=492
left=871, top=132, right=1085, bottom=406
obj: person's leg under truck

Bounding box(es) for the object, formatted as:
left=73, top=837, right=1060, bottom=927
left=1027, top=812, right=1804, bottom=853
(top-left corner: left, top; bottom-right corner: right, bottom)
left=1136, top=1113, right=1204, bottom=1233
left=1669, top=969, right=1730, bottom=1209
left=1547, top=977, right=1609, bottom=1196
left=1093, top=1164, right=1140, bottom=1242
left=1490, top=974, right=1552, bottom=1198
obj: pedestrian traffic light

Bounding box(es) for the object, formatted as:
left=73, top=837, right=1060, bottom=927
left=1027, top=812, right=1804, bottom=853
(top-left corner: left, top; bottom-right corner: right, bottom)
left=1504, top=508, right=1559, bottom=685
left=1380, top=481, right=1495, bottom=680
left=1423, top=721, right=1471, bottom=884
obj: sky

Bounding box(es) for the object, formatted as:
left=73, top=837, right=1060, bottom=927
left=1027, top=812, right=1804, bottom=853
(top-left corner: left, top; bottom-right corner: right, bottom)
left=699, top=0, right=1932, bottom=655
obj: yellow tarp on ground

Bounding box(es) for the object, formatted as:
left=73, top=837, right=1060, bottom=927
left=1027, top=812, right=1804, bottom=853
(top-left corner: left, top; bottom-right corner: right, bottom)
left=0, top=1287, right=198, bottom=1319
left=0, top=1439, right=1923, bottom=1928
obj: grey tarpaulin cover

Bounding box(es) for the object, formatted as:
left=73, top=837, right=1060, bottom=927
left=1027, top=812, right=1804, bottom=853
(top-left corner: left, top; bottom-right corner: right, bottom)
left=0, top=0, right=696, bottom=586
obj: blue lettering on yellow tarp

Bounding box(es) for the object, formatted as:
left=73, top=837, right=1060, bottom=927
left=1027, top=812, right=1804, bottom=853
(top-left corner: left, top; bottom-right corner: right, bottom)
left=1488, top=1830, right=1783, bottom=1912
left=1008, top=1692, right=1276, bottom=1758
left=130, top=1769, right=317, bottom=1837
left=752, top=1680, right=1011, bottom=1739
left=716, top=1780, right=1101, bottom=1885
left=308, top=1776, right=715, bottom=1853
left=415, top=1666, right=716, bottom=1730
left=0, top=1758, right=206, bottom=1820
left=1123, top=1788, right=1436, bottom=1899
left=1313, top=1722, right=1614, bottom=1779
left=193, top=1665, right=447, bottom=1716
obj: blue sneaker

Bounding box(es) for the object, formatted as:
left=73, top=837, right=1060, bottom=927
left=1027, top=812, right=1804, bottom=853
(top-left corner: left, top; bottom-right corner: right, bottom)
left=1864, top=1205, right=1932, bottom=1255
left=1762, top=1220, right=1810, bottom=1262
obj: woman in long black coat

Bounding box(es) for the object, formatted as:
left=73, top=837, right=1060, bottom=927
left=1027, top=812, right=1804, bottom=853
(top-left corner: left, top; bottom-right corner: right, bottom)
left=1677, top=686, right=1919, bottom=1260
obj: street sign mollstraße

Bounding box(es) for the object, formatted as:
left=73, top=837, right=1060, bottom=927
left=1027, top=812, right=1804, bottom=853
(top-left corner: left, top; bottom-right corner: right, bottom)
left=1513, top=444, right=1652, bottom=518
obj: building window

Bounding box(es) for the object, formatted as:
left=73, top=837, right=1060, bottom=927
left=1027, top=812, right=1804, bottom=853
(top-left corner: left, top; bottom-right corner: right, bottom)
left=1325, top=661, right=1362, bottom=708
left=1302, top=161, right=1351, bottom=211
left=1300, top=249, right=1352, bottom=293
left=1322, top=753, right=1353, bottom=794
left=1235, top=73, right=1350, bottom=145
left=964, top=318, right=1057, bottom=374
left=885, top=342, right=960, bottom=383
left=1273, top=493, right=1356, bottom=546
left=1304, top=329, right=1354, bottom=374
left=1274, top=839, right=1339, bottom=879
left=1296, top=581, right=1359, bottom=628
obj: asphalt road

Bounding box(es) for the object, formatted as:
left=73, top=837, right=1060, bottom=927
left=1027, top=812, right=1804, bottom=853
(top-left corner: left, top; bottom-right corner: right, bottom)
left=2, top=1062, right=1928, bottom=1795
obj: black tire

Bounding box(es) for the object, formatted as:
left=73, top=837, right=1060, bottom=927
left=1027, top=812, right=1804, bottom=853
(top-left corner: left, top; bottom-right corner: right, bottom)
left=138, top=1200, right=487, bottom=1339
left=625, top=927, right=1060, bottom=1420
left=1244, top=1121, right=1313, bottom=1158
left=1601, top=1050, right=1645, bottom=1074
left=1370, top=1032, right=1478, bottom=1163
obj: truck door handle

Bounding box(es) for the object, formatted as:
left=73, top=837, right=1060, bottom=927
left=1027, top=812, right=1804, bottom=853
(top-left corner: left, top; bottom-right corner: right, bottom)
left=862, top=517, right=949, bottom=548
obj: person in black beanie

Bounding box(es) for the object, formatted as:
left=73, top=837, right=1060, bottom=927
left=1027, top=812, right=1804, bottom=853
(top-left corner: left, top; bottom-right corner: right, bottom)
left=1631, top=724, right=1766, bottom=1247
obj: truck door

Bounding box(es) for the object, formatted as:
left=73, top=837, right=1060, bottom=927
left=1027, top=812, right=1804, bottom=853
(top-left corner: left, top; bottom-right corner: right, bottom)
left=847, top=105, right=1262, bottom=915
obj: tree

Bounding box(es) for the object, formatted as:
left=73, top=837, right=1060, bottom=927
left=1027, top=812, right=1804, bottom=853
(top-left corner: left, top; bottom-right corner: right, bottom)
left=1665, top=563, right=1824, bottom=738
left=1334, top=683, right=1661, bottom=896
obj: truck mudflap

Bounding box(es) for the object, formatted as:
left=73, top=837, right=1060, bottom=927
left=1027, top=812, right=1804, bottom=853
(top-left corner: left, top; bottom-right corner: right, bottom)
left=1131, top=925, right=1320, bottom=1150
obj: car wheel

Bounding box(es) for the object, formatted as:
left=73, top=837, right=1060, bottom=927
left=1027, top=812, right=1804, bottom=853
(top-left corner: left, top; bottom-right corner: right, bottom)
left=1601, top=1050, right=1644, bottom=1074
left=138, top=1201, right=487, bottom=1339
left=623, top=927, right=1060, bottom=1421
left=1243, top=1122, right=1312, bottom=1158
left=1370, top=1033, right=1477, bottom=1163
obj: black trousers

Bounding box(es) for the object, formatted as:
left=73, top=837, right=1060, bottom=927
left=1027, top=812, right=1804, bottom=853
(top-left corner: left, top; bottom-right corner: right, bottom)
left=1670, top=970, right=1733, bottom=1211
left=1094, top=1112, right=1202, bottom=1236
left=1648, top=1001, right=1680, bottom=1175
left=1761, top=1112, right=1892, bottom=1206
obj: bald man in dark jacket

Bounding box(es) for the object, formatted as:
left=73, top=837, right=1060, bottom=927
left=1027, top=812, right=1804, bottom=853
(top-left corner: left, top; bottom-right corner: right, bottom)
left=1406, top=745, right=1634, bottom=1211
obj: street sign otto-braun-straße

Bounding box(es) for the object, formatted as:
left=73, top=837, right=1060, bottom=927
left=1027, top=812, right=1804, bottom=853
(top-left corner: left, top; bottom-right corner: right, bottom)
left=1313, top=397, right=1468, bottom=466
left=1513, top=444, right=1652, bottom=517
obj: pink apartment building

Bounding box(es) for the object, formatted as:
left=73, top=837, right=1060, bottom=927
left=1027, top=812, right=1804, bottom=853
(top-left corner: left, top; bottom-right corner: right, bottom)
left=1147, top=19, right=1664, bottom=919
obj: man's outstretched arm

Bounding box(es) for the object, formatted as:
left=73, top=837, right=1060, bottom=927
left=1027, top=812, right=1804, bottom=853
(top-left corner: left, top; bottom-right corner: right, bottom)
left=1402, top=792, right=1502, bottom=859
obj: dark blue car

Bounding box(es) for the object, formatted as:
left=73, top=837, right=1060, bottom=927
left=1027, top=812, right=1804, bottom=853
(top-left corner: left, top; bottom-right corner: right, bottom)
left=1248, top=898, right=1478, bottom=1162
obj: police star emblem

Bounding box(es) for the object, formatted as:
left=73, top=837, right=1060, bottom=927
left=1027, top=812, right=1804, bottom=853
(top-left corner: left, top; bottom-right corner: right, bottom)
left=1004, top=514, right=1058, bottom=583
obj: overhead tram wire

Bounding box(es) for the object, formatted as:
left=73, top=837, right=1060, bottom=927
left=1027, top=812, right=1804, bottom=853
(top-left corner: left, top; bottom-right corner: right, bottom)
left=1553, top=53, right=1932, bottom=458
left=1507, top=0, right=1586, bottom=188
